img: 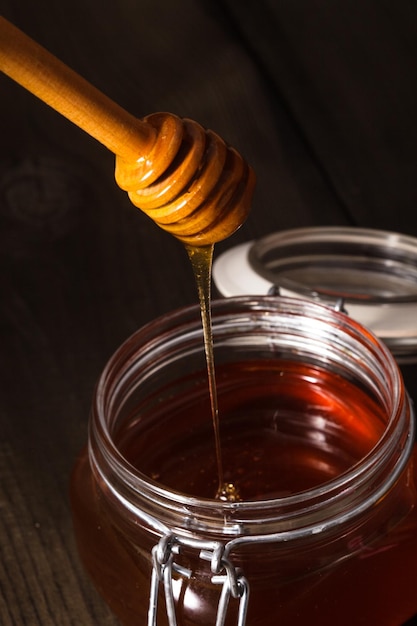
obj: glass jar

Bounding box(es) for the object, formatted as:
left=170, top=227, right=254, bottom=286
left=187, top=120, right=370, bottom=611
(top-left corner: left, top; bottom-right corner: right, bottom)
left=70, top=296, right=417, bottom=626
left=213, top=227, right=417, bottom=362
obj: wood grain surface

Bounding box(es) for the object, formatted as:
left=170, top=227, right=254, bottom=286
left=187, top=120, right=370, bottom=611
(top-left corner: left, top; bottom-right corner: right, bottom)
left=1, top=0, right=417, bottom=624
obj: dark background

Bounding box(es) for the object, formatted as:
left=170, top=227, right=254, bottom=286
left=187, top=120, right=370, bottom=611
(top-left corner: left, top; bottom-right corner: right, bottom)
left=1, top=1, right=417, bottom=624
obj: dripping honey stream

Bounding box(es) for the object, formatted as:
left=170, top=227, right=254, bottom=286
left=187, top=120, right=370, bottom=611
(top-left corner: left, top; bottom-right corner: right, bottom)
left=186, top=245, right=240, bottom=502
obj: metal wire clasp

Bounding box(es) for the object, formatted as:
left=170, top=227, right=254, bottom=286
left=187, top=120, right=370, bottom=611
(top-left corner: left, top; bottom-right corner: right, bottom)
left=147, top=534, right=250, bottom=626
left=268, top=284, right=348, bottom=315
left=203, top=550, right=249, bottom=626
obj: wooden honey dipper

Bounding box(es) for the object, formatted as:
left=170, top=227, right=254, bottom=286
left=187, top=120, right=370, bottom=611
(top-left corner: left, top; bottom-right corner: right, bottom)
left=0, top=16, right=255, bottom=245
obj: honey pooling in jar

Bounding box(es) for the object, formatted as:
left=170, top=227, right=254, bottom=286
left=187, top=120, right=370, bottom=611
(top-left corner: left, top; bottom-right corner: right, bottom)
left=116, top=359, right=387, bottom=502
left=217, top=482, right=241, bottom=502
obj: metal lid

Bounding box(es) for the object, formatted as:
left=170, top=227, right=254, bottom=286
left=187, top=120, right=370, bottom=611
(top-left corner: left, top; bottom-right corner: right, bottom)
left=213, top=227, right=417, bottom=362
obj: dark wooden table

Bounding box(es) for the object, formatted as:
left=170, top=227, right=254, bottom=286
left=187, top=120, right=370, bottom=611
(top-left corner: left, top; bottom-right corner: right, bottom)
left=1, top=1, right=417, bottom=624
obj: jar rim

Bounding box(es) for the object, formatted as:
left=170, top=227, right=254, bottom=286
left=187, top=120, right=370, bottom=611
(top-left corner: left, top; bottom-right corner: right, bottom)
left=213, top=227, right=417, bottom=361
left=89, top=296, right=412, bottom=536
left=250, top=227, right=417, bottom=305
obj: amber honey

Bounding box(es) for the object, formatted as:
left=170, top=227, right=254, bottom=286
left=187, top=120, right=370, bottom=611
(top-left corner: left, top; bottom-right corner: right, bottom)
left=71, top=297, right=417, bottom=625
left=114, top=360, right=386, bottom=501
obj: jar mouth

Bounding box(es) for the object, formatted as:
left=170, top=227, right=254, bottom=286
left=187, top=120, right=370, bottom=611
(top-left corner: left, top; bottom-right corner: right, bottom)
left=90, top=296, right=413, bottom=535
left=213, top=227, right=417, bottom=361
left=249, top=227, right=417, bottom=304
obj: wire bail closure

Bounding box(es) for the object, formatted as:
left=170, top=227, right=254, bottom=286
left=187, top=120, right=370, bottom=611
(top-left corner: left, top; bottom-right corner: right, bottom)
left=268, top=284, right=348, bottom=315
left=148, top=534, right=250, bottom=626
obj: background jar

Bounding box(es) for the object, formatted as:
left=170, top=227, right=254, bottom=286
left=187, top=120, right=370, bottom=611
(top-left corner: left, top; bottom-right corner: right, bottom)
left=213, top=226, right=417, bottom=403
left=70, top=296, right=417, bottom=626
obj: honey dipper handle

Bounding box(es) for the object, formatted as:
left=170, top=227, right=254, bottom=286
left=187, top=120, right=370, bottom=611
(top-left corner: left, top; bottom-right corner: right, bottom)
left=0, top=16, right=156, bottom=160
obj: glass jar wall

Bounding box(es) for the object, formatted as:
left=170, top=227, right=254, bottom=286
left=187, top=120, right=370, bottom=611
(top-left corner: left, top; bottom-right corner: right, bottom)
left=70, top=296, right=417, bottom=625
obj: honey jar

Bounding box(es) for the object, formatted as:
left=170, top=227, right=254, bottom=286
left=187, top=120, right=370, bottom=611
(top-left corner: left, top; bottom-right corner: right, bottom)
left=71, top=296, right=417, bottom=625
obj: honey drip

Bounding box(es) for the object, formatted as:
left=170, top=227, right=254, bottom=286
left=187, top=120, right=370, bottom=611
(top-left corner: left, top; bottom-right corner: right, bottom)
left=186, top=244, right=240, bottom=502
